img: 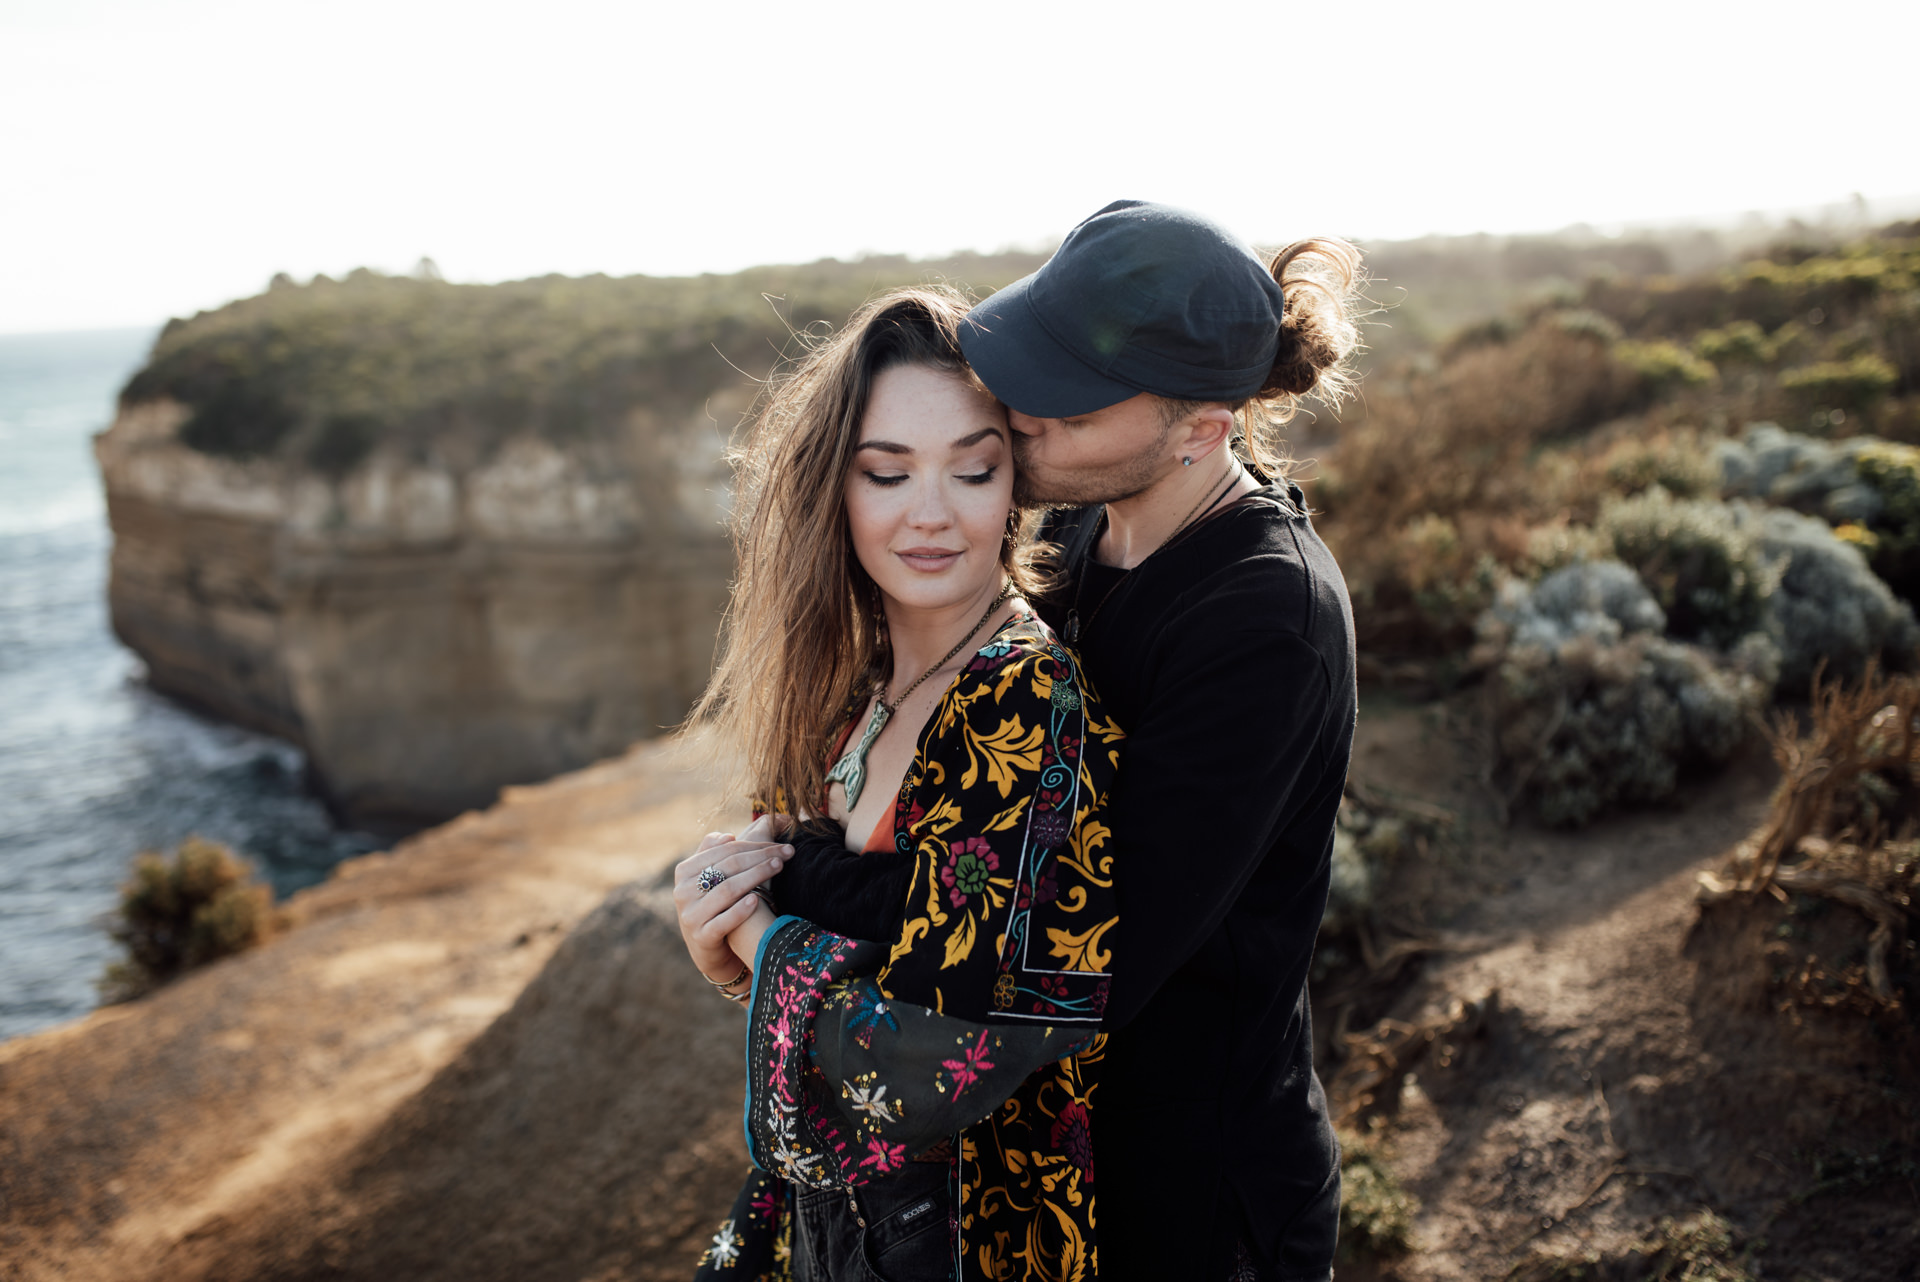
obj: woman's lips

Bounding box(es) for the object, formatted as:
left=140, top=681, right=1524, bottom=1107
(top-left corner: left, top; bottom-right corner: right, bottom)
left=896, top=547, right=962, bottom=572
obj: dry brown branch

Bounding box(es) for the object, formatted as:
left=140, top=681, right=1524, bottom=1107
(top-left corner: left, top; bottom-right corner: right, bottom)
left=1775, top=861, right=1911, bottom=1002
left=1332, top=991, right=1496, bottom=1122
left=1705, top=660, right=1920, bottom=1012
left=1748, top=660, right=1920, bottom=886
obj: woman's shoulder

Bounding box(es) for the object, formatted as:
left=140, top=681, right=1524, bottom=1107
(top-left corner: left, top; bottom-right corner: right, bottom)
left=950, top=612, right=1109, bottom=723
left=960, top=612, right=1072, bottom=681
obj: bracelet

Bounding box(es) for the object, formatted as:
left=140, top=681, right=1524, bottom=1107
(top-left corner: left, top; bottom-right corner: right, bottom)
left=706, top=959, right=748, bottom=990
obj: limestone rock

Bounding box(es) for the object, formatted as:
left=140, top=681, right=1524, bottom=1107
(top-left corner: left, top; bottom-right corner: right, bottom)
left=94, top=397, right=740, bottom=827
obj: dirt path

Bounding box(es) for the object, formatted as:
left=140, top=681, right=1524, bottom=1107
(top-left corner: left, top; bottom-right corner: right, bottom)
left=1342, top=701, right=1920, bottom=1280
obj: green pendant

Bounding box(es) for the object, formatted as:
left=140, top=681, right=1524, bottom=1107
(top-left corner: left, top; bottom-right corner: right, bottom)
left=825, top=698, right=891, bottom=809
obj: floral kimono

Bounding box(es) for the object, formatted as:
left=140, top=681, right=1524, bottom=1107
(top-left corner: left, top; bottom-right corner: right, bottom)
left=694, top=616, right=1123, bottom=1281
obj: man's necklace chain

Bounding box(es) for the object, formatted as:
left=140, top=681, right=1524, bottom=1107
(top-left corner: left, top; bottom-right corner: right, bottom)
left=1065, top=466, right=1244, bottom=646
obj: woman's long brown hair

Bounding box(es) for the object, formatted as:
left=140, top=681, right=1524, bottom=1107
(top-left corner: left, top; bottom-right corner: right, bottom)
left=688, top=285, right=1042, bottom=828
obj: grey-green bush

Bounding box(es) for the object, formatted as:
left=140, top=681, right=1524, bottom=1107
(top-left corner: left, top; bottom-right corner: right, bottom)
left=1481, top=563, right=1773, bottom=826
left=1491, top=558, right=1667, bottom=647
left=1715, top=421, right=1885, bottom=524
left=1729, top=502, right=1920, bottom=689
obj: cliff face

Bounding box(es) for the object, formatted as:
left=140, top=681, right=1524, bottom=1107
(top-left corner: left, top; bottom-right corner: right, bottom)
left=95, top=397, right=738, bottom=828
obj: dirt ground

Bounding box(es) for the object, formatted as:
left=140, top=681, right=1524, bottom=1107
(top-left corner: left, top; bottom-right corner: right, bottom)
left=1333, top=696, right=1920, bottom=1282
left=0, top=736, right=757, bottom=1282
left=2, top=705, right=1915, bottom=1280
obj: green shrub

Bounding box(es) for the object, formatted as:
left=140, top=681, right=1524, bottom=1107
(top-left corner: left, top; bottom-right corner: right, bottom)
left=1335, top=1127, right=1417, bottom=1264
left=1526, top=521, right=1612, bottom=574
left=99, top=837, right=274, bottom=1002
left=1599, top=489, right=1778, bottom=647
left=1739, top=251, right=1907, bottom=305
left=1321, top=789, right=1453, bottom=943
left=1629, top=1210, right=1758, bottom=1282
left=1396, top=514, right=1503, bottom=641
left=1854, top=439, right=1920, bottom=596
left=1730, top=502, right=1920, bottom=690
left=1693, top=319, right=1775, bottom=366
left=1780, top=353, right=1899, bottom=416
left=1617, top=340, right=1716, bottom=396
left=1511, top=1209, right=1757, bottom=1281
left=1550, top=308, right=1624, bottom=344
left=1598, top=432, right=1719, bottom=499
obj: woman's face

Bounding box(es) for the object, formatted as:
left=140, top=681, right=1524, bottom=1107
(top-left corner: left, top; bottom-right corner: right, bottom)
left=846, top=363, right=1013, bottom=618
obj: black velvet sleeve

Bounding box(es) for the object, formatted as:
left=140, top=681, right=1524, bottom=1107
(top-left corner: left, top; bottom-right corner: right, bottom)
left=769, top=824, right=917, bottom=943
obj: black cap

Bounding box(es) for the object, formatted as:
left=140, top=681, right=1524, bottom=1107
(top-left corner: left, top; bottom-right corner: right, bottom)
left=959, top=199, right=1286, bottom=418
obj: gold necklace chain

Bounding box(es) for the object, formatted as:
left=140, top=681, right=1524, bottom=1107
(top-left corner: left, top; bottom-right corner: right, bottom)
left=885, top=579, right=1018, bottom=711
left=826, top=580, right=1019, bottom=808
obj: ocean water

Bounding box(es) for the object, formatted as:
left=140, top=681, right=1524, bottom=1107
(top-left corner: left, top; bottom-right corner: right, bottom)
left=0, top=329, right=378, bottom=1042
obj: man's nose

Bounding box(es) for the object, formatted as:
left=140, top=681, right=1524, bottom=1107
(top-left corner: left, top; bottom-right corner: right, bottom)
left=1007, top=410, right=1049, bottom=437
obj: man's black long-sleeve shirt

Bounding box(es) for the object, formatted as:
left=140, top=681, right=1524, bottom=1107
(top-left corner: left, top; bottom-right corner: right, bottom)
left=775, top=482, right=1355, bottom=1280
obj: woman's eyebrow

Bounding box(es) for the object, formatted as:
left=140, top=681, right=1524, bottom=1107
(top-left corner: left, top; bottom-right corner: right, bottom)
left=854, top=426, right=1003, bottom=456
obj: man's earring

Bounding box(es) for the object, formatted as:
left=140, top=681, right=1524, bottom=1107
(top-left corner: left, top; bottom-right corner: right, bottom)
left=1182, top=457, right=1193, bottom=466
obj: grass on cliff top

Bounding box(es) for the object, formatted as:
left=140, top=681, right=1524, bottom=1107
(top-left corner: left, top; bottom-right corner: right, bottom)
left=120, top=251, right=1051, bottom=474
left=123, top=220, right=1784, bottom=478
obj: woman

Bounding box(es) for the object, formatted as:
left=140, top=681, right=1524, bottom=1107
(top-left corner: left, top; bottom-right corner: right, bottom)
left=675, top=287, right=1123, bottom=1281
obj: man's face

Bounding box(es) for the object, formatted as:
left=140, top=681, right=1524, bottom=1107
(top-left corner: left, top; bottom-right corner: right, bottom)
left=1007, top=393, right=1176, bottom=506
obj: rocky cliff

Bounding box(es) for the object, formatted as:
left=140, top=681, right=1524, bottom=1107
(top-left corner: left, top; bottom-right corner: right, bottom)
left=96, top=255, right=1049, bottom=827
left=95, top=393, right=737, bottom=828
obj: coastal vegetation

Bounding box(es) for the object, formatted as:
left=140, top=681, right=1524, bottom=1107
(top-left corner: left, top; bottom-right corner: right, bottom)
left=99, top=836, right=275, bottom=1001
left=1316, top=224, right=1920, bottom=827
left=1334, top=1125, right=1419, bottom=1265
left=116, top=226, right=1723, bottom=478
left=120, top=252, right=1053, bottom=474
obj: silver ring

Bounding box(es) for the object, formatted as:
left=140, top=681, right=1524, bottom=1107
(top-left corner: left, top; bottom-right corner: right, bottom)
left=696, top=864, right=729, bottom=893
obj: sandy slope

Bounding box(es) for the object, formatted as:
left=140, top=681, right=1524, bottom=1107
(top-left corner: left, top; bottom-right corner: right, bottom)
left=0, top=737, right=751, bottom=1282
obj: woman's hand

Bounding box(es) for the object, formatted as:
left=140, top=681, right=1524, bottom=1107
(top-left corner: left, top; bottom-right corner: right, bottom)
left=725, top=895, right=780, bottom=976
left=673, top=815, right=792, bottom=984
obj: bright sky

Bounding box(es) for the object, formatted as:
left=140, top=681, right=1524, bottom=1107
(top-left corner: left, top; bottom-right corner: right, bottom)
left=1, top=0, right=1914, bottom=334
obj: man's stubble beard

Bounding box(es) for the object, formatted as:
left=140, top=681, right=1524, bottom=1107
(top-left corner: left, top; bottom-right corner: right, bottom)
left=1010, top=424, right=1172, bottom=508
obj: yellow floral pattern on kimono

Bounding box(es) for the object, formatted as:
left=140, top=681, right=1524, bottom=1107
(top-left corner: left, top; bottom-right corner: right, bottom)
left=696, top=616, right=1124, bottom=1282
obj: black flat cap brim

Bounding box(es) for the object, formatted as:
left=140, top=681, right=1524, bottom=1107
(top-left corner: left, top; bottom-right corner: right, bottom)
left=958, top=272, right=1143, bottom=419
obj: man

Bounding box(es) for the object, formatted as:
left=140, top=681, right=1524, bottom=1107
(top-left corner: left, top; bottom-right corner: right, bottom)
left=779, top=199, right=1358, bottom=1280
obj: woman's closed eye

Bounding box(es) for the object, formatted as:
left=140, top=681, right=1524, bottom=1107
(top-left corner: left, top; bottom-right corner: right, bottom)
left=861, top=465, right=999, bottom=487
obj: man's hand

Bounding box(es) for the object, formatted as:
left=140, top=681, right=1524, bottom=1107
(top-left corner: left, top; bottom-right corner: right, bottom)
left=672, top=815, right=791, bottom=983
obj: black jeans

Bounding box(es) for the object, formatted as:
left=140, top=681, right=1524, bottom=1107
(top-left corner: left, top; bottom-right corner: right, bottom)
left=792, top=1162, right=954, bottom=1282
